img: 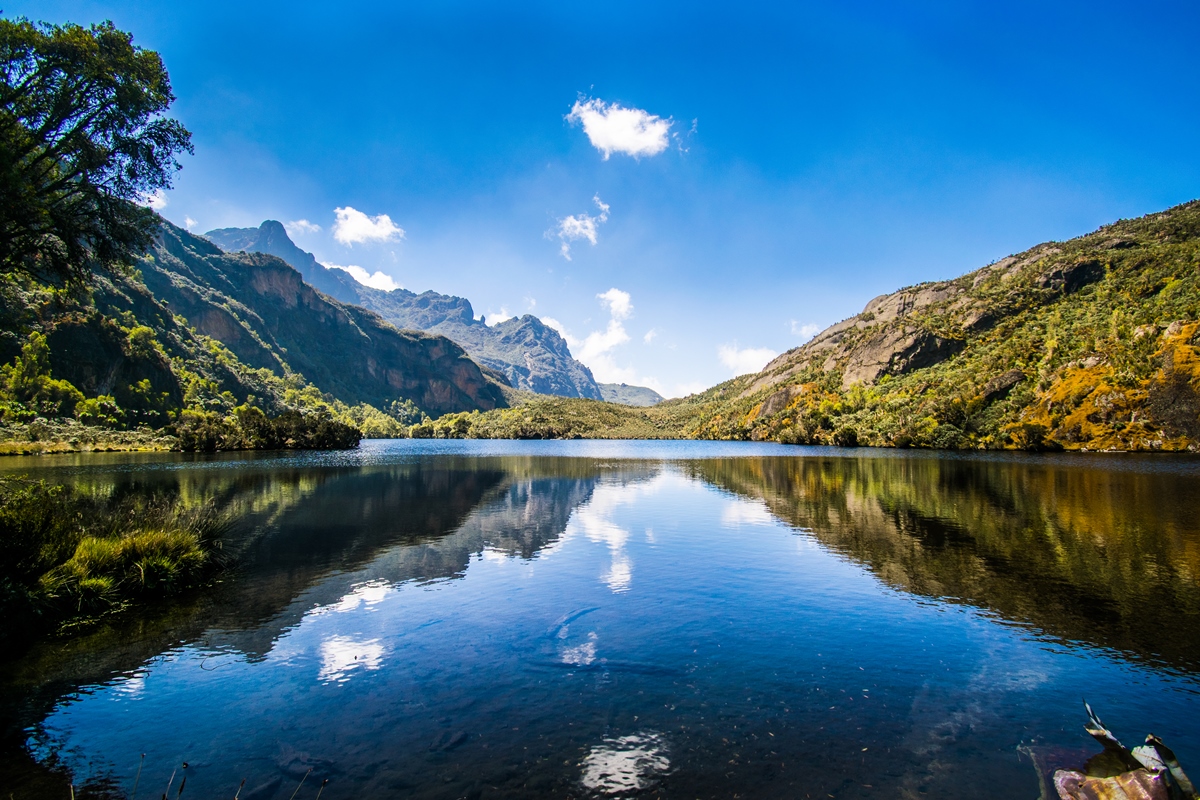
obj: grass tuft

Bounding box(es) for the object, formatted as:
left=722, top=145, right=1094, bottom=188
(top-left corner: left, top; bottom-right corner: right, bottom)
left=0, top=477, right=227, bottom=652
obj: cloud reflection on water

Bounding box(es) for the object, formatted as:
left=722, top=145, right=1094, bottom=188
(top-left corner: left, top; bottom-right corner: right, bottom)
left=569, top=474, right=671, bottom=594
left=720, top=498, right=776, bottom=528
left=313, top=579, right=393, bottom=616
left=560, top=631, right=599, bottom=667
left=318, top=635, right=384, bottom=684
left=580, top=731, right=671, bottom=794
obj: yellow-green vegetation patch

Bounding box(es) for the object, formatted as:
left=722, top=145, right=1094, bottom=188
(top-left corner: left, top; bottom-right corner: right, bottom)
left=0, top=419, right=176, bottom=455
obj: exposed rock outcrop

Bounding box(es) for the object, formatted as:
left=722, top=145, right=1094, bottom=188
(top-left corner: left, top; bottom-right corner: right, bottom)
left=749, top=281, right=972, bottom=394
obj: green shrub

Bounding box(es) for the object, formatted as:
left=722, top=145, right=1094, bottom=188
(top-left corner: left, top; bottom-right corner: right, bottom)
left=75, top=395, right=124, bottom=427
left=172, top=405, right=362, bottom=451
left=0, top=333, right=85, bottom=418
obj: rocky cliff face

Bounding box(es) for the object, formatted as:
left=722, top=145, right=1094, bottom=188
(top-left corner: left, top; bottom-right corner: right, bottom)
left=205, top=220, right=359, bottom=300
left=147, top=223, right=506, bottom=416
left=204, top=222, right=604, bottom=400
left=748, top=240, right=1117, bottom=399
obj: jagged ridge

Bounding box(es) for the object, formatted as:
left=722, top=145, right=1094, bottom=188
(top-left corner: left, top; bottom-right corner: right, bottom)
left=0, top=218, right=507, bottom=437
left=204, top=222, right=604, bottom=400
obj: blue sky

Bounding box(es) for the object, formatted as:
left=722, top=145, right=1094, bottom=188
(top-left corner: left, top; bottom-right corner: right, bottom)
left=13, top=1, right=1200, bottom=396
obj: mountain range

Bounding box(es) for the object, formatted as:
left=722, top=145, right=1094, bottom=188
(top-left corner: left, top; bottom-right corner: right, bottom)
left=597, top=383, right=665, bottom=406
left=434, top=199, right=1200, bottom=452
left=0, top=219, right=506, bottom=438
left=203, top=222, right=608, bottom=401
left=4, top=200, right=1198, bottom=451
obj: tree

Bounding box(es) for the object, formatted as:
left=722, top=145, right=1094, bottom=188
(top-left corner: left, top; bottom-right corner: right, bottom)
left=0, top=18, right=192, bottom=283
left=0, top=332, right=84, bottom=418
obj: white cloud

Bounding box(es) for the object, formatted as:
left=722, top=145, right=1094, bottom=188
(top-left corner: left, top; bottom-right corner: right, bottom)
left=332, top=206, right=405, bottom=246
left=643, top=329, right=658, bottom=344
left=597, top=287, right=632, bottom=320
left=485, top=307, right=514, bottom=326
left=547, top=290, right=663, bottom=392
left=670, top=381, right=708, bottom=398
left=578, top=319, right=632, bottom=365
left=184, top=216, right=197, bottom=231
left=286, top=219, right=321, bottom=236
left=573, top=289, right=633, bottom=367
left=553, top=195, right=609, bottom=260
left=324, top=263, right=403, bottom=291
left=567, top=98, right=672, bottom=159
left=791, top=320, right=821, bottom=340
left=541, top=317, right=568, bottom=338
left=718, top=343, right=777, bottom=376
left=673, top=118, right=698, bottom=154
left=139, top=188, right=168, bottom=210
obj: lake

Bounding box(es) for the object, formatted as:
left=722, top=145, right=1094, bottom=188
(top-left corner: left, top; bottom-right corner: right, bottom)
left=1, top=440, right=1198, bottom=799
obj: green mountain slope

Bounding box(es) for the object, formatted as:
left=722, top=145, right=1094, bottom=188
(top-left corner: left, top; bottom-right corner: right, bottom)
left=0, top=218, right=507, bottom=443
left=441, top=200, right=1200, bottom=451
left=204, top=222, right=604, bottom=399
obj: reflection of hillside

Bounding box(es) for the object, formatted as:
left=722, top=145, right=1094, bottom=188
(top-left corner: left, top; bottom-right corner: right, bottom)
left=0, top=462, right=503, bottom=753
left=689, top=455, right=1200, bottom=670
left=1, top=458, right=635, bottom=744
left=207, top=470, right=602, bottom=659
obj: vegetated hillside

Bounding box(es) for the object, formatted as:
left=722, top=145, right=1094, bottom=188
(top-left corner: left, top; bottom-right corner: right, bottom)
left=598, top=382, right=665, bottom=407
left=707, top=199, right=1200, bottom=451
left=204, top=222, right=604, bottom=399
left=0, top=218, right=506, bottom=444
left=412, top=378, right=749, bottom=440
left=429, top=200, right=1200, bottom=451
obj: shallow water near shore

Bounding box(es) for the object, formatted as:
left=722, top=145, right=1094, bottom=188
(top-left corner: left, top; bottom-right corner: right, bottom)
left=1, top=439, right=1198, bottom=798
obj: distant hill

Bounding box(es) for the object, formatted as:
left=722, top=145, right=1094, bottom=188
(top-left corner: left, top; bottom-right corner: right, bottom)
left=204, top=222, right=603, bottom=400
left=598, top=383, right=664, bottom=406
left=0, top=218, right=506, bottom=438
left=438, top=199, right=1200, bottom=451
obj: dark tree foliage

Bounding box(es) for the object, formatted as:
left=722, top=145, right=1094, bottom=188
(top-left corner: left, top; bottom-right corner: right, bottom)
left=174, top=407, right=363, bottom=452
left=0, top=18, right=192, bottom=283
left=1147, top=369, right=1200, bottom=440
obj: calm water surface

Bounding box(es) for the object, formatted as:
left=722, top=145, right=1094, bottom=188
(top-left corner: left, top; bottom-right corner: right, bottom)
left=1, top=440, right=1198, bottom=799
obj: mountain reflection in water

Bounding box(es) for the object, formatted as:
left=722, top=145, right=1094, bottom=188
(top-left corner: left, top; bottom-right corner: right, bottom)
left=0, top=442, right=1196, bottom=800
left=689, top=454, right=1200, bottom=672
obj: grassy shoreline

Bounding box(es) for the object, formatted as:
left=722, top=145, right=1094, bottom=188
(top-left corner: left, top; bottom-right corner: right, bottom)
left=0, top=420, right=176, bottom=456
left=0, top=478, right=227, bottom=654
